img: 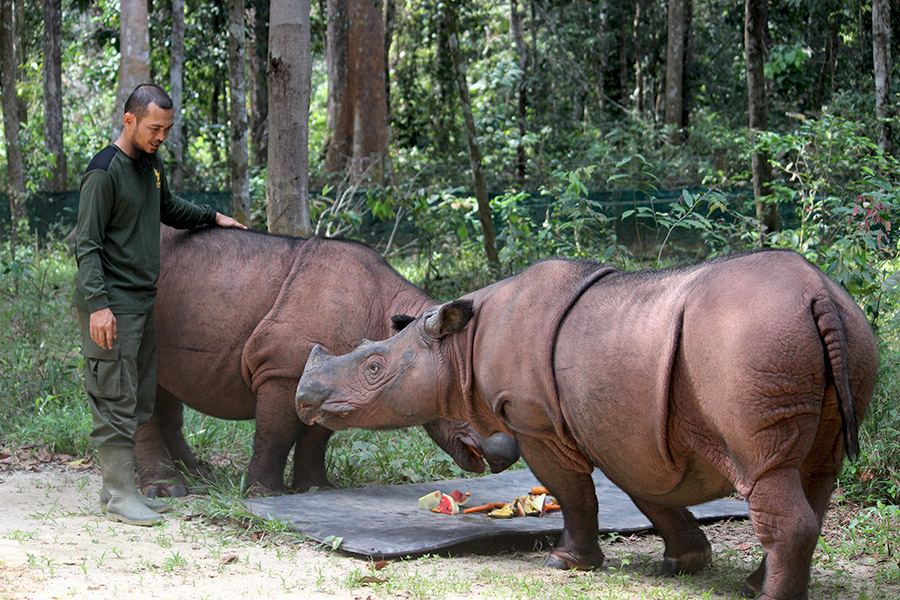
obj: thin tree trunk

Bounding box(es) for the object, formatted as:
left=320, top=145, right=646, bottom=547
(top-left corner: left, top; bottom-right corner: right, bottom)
left=745, top=0, right=777, bottom=236
left=383, top=0, right=396, bottom=185
left=1, top=0, right=26, bottom=220
left=43, top=0, right=66, bottom=191
left=873, top=0, right=892, bottom=155
left=228, top=0, right=251, bottom=224
left=445, top=2, right=499, bottom=272
left=112, top=0, right=151, bottom=140
left=249, top=0, right=269, bottom=168
left=170, top=0, right=186, bottom=190
left=618, top=2, right=631, bottom=105
left=324, top=0, right=349, bottom=171
left=510, top=0, right=527, bottom=186
left=633, top=0, right=646, bottom=115
left=384, top=0, right=395, bottom=119
left=267, top=0, right=311, bottom=236
left=664, top=0, right=685, bottom=145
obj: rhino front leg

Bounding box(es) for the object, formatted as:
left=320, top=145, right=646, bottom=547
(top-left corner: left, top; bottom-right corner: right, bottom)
left=629, top=498, right=711, bottom=576
left=747, top=467, right=819, bottom=600
left=518, top=436, right=604, bottom=570
left=291, top=423, right=334, bottom=492
left=247, top=379, right=302, bottom=495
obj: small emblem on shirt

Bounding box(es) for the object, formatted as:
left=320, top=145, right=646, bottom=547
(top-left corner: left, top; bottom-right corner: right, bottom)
left=153, top=168, right=161, bottom=188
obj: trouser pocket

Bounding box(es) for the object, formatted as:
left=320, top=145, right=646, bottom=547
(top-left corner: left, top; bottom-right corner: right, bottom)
left=84, top=346, right=122, bottom=399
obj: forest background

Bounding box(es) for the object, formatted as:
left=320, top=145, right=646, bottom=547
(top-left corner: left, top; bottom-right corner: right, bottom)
left=0, top=0, right=899, bottom=544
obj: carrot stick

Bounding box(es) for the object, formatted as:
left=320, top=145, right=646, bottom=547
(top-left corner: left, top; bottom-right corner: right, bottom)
left=462, top=502, right=507, bottom=514
left=531, top=486, right=549, bottom=495
left=544, top=503, right=562, bottom=511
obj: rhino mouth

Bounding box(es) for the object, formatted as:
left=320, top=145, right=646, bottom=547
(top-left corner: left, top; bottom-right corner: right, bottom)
left=297, top=400, right=360, bottom=430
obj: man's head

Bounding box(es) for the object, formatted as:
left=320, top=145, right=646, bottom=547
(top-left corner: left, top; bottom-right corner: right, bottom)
left=119, top=84, right=175, bottom=161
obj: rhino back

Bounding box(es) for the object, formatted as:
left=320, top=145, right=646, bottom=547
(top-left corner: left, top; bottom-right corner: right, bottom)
left=156, top=226, right=300, bottom=418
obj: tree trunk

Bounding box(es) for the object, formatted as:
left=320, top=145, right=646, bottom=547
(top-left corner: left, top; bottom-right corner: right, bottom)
left=745, top=0, right=777, bottom=236
left=249, top=0, right=269, bottom=168
left=664, top=0, right=685, bottom=145
left=169, top=0, right=186, bottom=190
left=43, top=0, right=66, bottom=191
left=325, top=0, right=390, bottom=183
left=112, top=0, right=151, bottom=140
left=324, top=0, right=349, bottom=171
left=445, top=2, right=500, bottom=272
left=267, top=0, right=312, bottom=236
left=633, top=0, right=646, bottom=115
left=510, top=0, right=527, bottom=185
left=1, top=0, right=26, bottom=220
left=873, top=0, right=892, bottom=155
left=228, top=0, right=251, bottom=224
left=384, top=0, right=395, bottom=120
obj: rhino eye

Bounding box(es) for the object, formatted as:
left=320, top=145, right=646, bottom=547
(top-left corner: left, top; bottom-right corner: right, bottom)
left=363, top=356, right=386, bottom=386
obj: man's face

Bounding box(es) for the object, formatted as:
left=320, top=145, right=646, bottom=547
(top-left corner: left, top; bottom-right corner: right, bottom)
left=124, top=102, right=174, bottom=155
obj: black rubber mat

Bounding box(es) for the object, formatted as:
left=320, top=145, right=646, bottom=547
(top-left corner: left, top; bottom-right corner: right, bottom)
left=242, top=468, right=749, bottom=559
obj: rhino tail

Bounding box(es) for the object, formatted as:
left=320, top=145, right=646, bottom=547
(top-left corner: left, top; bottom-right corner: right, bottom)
left=811, top=294, right=860, bottom=461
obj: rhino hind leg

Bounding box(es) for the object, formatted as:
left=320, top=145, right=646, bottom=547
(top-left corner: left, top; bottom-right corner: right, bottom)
left=630, top=498, right=711, bottom=576
left=747, top=467, right=819, bottom=600
left=290, top=423, right=334, bottom=492
left=135, top=387, right=211, bottom=498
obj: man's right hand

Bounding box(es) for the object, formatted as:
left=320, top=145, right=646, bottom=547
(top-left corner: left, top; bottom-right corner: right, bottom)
left=90, top=308, right=117, bottom=349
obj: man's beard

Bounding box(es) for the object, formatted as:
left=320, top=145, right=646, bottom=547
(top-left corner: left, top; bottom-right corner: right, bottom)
left=134, top=148, right=155, bottom=173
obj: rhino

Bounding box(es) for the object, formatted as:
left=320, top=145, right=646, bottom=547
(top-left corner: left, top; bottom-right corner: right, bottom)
left=295, top=250, right=877, bottom=600
left=135, top=225, right=519, bottom=496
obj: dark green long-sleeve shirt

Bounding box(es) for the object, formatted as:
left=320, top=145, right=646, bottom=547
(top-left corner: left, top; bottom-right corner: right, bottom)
left=73, top=145, right=216, bottom=314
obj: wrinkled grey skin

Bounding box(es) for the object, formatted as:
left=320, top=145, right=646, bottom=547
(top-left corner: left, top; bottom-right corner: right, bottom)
left=296, top=251, right=877, bottom=600
left=136, top=225, right=519, bottom=497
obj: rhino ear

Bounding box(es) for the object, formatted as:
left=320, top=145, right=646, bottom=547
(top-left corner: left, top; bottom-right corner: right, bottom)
left=424, top=299, right=474, bottom=338
left=391, top=314, right=417, bottom=332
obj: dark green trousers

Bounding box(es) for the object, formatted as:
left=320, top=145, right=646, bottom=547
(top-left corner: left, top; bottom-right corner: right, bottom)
left=76, top=307, right=158, bottom=448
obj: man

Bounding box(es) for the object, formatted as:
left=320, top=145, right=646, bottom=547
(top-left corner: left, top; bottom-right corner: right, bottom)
left=73, top=83, right=246, bottom=526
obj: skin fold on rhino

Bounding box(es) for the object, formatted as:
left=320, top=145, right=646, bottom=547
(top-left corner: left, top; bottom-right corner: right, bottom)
left=295, top=250, right=878, bottom=600
left=136, top=225, right=519, bottom=497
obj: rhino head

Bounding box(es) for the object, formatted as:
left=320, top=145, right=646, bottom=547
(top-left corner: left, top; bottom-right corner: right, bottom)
left=295, top=300, right=517, bottom=472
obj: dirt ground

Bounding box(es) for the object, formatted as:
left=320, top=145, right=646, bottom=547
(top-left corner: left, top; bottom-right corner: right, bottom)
left=1, top=458, right=897, bottom=600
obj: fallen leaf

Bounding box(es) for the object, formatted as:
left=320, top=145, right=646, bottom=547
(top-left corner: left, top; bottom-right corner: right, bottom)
left=372, top=560, right=390, bottom=571
left=357, top=575, right=388, bottom=585
left=733, top=542, right=753, bottom=551
left=220, top=554, right=239, bottom=565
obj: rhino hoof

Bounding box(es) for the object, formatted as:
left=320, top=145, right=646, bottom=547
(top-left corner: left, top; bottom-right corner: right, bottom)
left=142, top=484, right=189, bottom=499
left=740, top=579, right=762, bottom=598
left=659, top=548, right=712, bottom=576
left=544, top=550, right=604, bottom=571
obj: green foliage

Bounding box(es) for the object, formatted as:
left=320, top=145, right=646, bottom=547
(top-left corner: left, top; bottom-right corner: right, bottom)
left=761, top=113, right=899, bottom=325
left=0, top=226, right=87, bottom=454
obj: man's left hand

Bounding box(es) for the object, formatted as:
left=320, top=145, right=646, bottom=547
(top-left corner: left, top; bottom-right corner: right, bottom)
left=215, top=212, right=249, bottom=229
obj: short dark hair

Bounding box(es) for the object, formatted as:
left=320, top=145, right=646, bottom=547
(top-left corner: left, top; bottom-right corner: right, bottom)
left=123, top=83, right=173, bottom=121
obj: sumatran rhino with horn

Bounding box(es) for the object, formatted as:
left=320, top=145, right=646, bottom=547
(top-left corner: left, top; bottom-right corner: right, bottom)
left=136, top=225, right=518, bottom=496
left=296, top=250, right=877, bottom=600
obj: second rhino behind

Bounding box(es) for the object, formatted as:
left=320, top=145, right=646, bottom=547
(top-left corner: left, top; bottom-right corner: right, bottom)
left=137, top=225, right=518, bottom=496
